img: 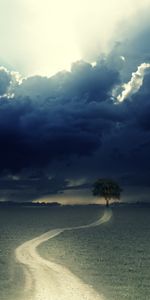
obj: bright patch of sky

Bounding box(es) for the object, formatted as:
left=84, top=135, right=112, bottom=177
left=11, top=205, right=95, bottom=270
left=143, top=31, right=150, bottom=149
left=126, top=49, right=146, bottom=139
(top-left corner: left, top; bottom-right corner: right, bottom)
left=0, top=0, right=149, bottom=76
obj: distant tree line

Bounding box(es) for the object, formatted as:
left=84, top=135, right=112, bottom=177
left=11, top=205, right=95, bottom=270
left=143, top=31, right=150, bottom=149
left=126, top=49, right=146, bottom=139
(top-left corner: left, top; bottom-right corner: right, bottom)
left=0, top=201, right=61, bottom=207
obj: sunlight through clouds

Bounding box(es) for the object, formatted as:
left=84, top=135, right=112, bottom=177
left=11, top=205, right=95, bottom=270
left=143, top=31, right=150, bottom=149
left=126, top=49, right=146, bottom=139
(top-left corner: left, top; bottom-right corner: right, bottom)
left=0, top=0, right=150, bottom=76
left=117, top=63, right=150, bottom=102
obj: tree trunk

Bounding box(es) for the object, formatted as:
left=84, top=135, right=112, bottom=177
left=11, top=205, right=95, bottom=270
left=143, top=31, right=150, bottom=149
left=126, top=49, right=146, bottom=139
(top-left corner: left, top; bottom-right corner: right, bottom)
left=106, top=198, right=109, bottom=207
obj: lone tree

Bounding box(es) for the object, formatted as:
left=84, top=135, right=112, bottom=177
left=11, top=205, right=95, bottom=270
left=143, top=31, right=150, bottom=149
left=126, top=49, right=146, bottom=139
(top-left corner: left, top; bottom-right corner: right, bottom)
left=92, top=178, right=122, bottom=206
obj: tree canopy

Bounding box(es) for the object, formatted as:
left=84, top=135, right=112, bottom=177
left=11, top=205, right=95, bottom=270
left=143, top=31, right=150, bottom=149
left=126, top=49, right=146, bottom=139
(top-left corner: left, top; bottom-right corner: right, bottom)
left=92, top=178, right=122, bottom=206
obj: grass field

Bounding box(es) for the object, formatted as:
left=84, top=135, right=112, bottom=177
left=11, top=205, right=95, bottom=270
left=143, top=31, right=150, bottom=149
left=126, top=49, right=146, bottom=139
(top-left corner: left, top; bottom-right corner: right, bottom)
left=0, top=205, right=149, bottom=300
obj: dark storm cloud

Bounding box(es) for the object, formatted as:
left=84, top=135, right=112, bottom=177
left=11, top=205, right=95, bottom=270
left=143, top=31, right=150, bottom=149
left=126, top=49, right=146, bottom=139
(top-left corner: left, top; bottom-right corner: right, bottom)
left=0, top=175, right=69, bottom=202
left=91, top=14, right=150, bottom=193
left=0, top=60, right=120, bottom=175
left=0, top=67, right=12, bottom=96
left=94, top=70, right=150, bottom=188
left=15, top=60, right=119, bottom=101
left=133, top=73, right=150, bottom=131
left=0, top=41, right=150, bottom=202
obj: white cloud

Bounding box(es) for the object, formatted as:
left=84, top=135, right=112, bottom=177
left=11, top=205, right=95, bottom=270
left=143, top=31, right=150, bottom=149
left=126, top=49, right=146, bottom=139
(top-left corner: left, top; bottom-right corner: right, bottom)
left=117, top=63, right=150, bottom=102
left=0, top=66, right=22, bottom=98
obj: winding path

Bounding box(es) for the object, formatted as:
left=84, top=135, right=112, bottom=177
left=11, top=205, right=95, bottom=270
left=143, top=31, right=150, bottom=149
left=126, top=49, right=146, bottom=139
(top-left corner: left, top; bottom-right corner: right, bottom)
left=15, top=209, right=112, bottom=300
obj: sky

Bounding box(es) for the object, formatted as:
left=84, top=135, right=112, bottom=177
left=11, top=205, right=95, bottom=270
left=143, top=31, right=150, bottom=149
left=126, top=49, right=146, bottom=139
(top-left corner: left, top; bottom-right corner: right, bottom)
left=0, top=0, right=150, bottom=204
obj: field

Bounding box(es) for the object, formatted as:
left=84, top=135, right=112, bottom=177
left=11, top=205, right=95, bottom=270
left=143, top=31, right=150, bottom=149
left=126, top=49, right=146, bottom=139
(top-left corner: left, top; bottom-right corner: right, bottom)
left=0, top=205, right=149, bottom=300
